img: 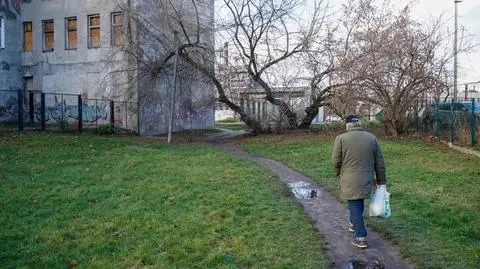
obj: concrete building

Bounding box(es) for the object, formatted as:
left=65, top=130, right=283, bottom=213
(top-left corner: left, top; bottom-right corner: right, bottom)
left=0, top=0, right=215, bottom=135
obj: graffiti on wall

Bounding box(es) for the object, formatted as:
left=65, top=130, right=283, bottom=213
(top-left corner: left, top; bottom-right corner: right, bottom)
left=0, top=96, right=19, bottom=120
left=38, top=101, right=108, bottom=123
left=0, top=96, right=109, bottom=123
left=176, top=109, right=209, bottom=122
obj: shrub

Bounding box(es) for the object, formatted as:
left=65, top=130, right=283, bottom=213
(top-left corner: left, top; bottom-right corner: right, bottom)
left=94, top=124, right=115, bottom=135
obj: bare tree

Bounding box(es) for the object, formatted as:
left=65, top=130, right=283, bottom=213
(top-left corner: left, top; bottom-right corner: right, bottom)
left=337, top=0, right=472, bottom=136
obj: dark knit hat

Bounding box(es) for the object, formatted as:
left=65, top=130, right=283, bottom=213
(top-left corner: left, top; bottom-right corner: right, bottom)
left=345, top=115, right=361, bottom=123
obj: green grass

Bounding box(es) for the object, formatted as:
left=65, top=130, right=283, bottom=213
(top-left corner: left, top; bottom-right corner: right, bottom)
left=241, top=133, right=480, bottom=269
left=0, top=134, right=326, bottom=268
left=216, top=118, right=241, bottom=123
left=215, top=123, right=248, bottom=131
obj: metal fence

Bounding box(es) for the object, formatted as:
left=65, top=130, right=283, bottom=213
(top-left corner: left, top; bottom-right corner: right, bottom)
left=408, top=97, right=480, bottom=148
left=0, top=89, right=138, bottom=135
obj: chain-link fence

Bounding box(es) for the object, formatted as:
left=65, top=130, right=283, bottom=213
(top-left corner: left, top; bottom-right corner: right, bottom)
left=0, top=90, right=138, bottom=135
left=410, top=98, right=479, bottom=148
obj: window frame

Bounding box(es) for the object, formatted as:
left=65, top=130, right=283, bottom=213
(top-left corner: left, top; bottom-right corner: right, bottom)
left=42, top=19, right=55, bottom=52
left=65, top=16, right=77, bottom=50
left=87, top=14, right=101, bottom=49
left=23, top=21, right=33, bottom=51
left=110, top=12, right=124, bottom=46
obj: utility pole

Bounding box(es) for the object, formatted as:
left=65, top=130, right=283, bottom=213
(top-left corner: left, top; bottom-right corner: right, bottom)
left=454, top=0, right=462, bottom=101
left=168, top=31, right=179, bottom=144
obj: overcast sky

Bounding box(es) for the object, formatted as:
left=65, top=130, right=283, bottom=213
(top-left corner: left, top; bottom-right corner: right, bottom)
left=321, top=0, right=480, bottom=83
left=403, top=0, right=480, bottom=83
left=216, top=0, right=480, bottom=83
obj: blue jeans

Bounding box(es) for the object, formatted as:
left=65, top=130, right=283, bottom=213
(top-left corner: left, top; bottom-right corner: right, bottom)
left=348, top=199, right=367, bottom=240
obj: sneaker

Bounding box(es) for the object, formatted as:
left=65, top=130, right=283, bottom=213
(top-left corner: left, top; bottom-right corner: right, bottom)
left=352, top=238, right=367, bottom=249
left=348, top=223, right=355, bottom=233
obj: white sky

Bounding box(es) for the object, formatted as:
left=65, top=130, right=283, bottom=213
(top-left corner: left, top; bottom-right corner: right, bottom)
left=216, top=0, right=480, bottom=83
left=333, top=0, right=480, bottom=83
left=406, top=0, right=480, bottom=84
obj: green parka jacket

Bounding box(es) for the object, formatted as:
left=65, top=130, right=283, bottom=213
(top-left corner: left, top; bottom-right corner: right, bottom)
left=332, top=127, right=386, bottom=200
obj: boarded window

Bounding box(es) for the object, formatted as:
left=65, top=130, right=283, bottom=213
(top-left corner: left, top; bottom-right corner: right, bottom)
left=88, top=14, right=100, bottom=48
left=65, top=17, right=77, bottom=49
left=111, top=12, right=124, bottom=46
left=43, top=20, right=54, bottom=51
left=23, top=22, right=32, bottom=51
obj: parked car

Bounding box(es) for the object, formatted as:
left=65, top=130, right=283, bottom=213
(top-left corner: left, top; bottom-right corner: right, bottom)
left=423, top=101, right=480, bottom=130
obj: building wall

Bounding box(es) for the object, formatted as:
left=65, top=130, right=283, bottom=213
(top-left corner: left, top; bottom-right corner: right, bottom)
left=0, top=0, right=215, bottom=135
left=21, top=0, right=135, bottom=100
left=0, top=0, right=23, bottom=92
left=137, top=0, right=215, bottom=136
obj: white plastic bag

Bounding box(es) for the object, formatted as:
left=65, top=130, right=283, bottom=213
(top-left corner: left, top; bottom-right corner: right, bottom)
left=369, top=185, right=391, bottom=218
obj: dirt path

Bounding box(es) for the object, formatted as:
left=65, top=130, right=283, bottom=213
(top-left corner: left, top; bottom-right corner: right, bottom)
left=203, top=130, right=413, bottom=269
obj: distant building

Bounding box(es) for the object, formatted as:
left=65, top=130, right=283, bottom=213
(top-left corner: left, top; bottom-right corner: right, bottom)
left=214, top=43, right=323, bottom=124
left=0, top=0, right=215, bottom=135
left=463, top=81, right=480, bottom=100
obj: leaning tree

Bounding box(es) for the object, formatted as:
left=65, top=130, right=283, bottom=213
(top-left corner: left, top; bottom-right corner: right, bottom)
left=112, top=0, right=333, bottom=133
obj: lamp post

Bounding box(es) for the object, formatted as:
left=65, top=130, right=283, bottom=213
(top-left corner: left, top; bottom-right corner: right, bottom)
left=453, top=0, right=462, bottom=101
left=168, top=31, right=179, bottom=144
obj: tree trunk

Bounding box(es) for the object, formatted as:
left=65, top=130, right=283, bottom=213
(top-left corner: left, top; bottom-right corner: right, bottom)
left=251, top=74, right=298, bottom=129
left=179, top=51, right=266, bottom=133
left=300, top=103, right=323, bottom=129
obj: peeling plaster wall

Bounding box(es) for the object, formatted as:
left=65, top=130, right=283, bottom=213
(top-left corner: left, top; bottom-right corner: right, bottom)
left=0, top=0, right=23, bottom=92
left=137, top=0, right=215, bottom=136
left=21, top=0, right=136, bottom=101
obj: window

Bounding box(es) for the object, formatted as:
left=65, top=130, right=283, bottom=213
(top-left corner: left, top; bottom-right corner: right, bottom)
left=23, top=22, right=33, bottom=51
left=111, top=12, right=124, bottom=46
left=88, top=14, right=100, bottom=48
left=65, top=17, right=77, bottom=49
left=42, top=19, right=54, bottom=51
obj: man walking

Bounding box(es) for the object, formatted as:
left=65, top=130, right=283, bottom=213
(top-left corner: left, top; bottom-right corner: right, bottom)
left=332, top=115, right=387, bottom=249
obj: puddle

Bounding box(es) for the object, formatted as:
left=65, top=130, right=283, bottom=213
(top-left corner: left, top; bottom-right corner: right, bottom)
left=340, top=261, right=367, bottom=269
left=288, top=181, right=319, bottom=199
left=340, top=260, right=385, bottom=269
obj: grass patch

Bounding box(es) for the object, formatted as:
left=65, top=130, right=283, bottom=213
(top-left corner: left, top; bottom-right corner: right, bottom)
left=241, top=133, right=480, bottom=269
left=215, top=123, right=248, bottom=131
left=0, top=134, right=326, bottom=268
left=216, top=118, right=241, bottom=123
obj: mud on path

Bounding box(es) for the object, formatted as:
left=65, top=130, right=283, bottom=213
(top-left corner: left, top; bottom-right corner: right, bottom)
left=203, top=130, right=413, bottom=269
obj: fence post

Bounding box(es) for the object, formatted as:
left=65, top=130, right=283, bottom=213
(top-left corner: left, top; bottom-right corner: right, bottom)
left=450, top=98, right=455, bottom=144
left=95, top=99, right=98, bottom=130
left=29, top=92, right=34, bottom=123
left=110, top=100, right=114, bottom=126
left=471, top=98, right=476, bottom=146
left=78, top=95, right=83, bottom=134
left=41, top=93, right=46, bottom=131
left=17, top=89, right=24, bottom=132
